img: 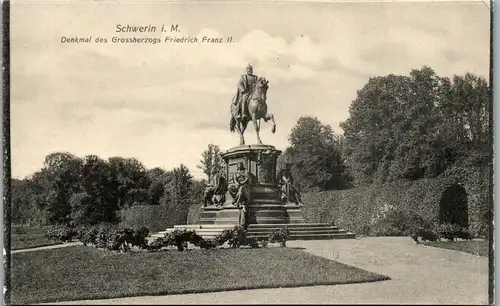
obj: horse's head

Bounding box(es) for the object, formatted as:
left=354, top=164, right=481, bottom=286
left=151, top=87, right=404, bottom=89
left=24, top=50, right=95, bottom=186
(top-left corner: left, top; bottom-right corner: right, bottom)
left=253, top=77, right=269, bottom=101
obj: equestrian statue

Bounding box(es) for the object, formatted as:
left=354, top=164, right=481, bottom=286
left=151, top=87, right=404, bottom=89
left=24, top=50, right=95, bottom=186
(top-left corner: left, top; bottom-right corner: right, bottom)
left=230, top=64, right=276, bottom=145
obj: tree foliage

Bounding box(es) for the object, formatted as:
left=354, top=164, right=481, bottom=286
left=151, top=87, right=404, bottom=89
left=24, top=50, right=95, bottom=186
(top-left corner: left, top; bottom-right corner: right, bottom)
left=341, top=66, right=490, bottom=186
left=197, top=144, right=225, bottom=181
left=278, top=117, right=350, bottom=190
left=12, top=154, right=205, bottom=228
left=108, top=157, right=150, bottom=208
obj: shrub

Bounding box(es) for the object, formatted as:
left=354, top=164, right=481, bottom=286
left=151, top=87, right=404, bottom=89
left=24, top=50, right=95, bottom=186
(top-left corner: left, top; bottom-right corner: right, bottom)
left=434, top=223, right=471, bottom=242
left=215, top=226, right=260, bottom=249
left=456, top=228, right=473, bottom=241
left=148, top=228, right=208, bottom=251
left=131, top=227, right=150, bottom=249
left=268, top=229, right=290, bottom=247
left=75, top=224, right=151, bottom=252
left=76, top=225, right=98, bottom=246
left=147, top=237, right=166, bottom=251
left=400, top=211, right=440, bottom=243
left=407, top=226, right=439, bottom=243
left=94, top=224, right=116, bottom=249
left=368, top=204, right=408, bottom=236
left=44, top=225, right=77, bottom=242
left=164, top=229, right=196, bottom=251
left=146, top=226, right=265, bottom=252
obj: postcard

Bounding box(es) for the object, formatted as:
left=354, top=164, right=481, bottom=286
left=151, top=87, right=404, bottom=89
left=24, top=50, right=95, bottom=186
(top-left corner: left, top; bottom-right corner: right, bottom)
left=6, top=1, right=492, bottom=305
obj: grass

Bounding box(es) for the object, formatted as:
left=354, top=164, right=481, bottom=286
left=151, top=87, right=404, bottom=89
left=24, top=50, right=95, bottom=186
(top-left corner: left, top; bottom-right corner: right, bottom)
left=11, top=226, right=62, bottom=250
left=11, top=246, right=390, bottom=304
left=421, top=240, right=488, bottom=257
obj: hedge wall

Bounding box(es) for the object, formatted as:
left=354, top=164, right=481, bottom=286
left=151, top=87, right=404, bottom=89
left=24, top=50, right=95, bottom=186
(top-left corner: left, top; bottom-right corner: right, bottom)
left=187, top=203, right=203, bottom=225
left=119, top=203, right=190, bottom=233
left=302, top=165, right=490, bottom=237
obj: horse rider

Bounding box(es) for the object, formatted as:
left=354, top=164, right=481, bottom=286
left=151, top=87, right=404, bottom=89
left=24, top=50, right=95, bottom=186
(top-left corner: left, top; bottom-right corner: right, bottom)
left=232, top=64, right=259, bottom=121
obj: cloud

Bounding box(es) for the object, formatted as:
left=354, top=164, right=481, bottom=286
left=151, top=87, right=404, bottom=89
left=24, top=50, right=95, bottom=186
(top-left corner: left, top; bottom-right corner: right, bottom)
left=177, top=77, right=233, bottom=95
left=10, top=2, right=490, bottom=179
left=192, top=121, right=229, bottom=131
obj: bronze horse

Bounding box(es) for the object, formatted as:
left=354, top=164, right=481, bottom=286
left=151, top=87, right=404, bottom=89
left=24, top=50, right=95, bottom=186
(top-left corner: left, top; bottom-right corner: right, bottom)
left=230, top=77, right=276, bottom=145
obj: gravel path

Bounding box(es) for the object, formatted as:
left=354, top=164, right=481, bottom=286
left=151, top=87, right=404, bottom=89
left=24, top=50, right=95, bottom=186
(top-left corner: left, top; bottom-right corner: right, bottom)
left=12, top=242, right=82, bottom=254
left=36, top=237, right=488, bottom=305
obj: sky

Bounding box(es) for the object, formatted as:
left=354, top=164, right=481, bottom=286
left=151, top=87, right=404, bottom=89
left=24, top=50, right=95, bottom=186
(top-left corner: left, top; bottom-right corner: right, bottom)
left=11, top=0, right=490, bottom=180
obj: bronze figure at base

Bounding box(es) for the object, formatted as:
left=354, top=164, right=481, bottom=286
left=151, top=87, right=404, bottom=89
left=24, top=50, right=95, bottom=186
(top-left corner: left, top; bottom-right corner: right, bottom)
left=277, top=167, right=304, bottom=206
left=203, top=169, right=228, bottom=207
left=228, top=162, right=251, bottom=227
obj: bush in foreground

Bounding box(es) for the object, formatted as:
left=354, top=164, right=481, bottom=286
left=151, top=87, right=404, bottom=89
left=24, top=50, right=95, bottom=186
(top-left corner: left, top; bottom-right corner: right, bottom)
left=44, top=225, right=77, bottom=242
left=48, top=224, right=281, bottom=252
left=46, top=224, right=150, bottom=252
left=148, top=228, right=210, bottom=251
left=434, top=223, right=472, bottom=242
left=215, top=226, right=261, bottom=249
left=148, top=226, right=265, bottom=251
left=268, top=229, right=290, bottom=247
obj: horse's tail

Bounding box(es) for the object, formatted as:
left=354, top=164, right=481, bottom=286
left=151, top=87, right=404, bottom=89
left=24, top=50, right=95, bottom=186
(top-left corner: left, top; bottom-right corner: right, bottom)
left=230, top=117, right=236, bottom=133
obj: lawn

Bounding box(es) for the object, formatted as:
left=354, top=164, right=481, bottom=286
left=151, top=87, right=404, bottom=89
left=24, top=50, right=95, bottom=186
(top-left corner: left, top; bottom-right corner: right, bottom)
left=421, top=240, right=489, bottom=257
left=11, top=226, right=62, bottom=250
left=11, top=246, right=390, bottom=304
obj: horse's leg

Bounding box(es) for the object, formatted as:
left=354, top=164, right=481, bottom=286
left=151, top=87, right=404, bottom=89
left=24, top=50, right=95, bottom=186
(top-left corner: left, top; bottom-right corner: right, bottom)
left=252, top=114, right=262, bottom=144
left=266, top=113, right=276, bottom=133
left=267, top=114, right=276, bottom=134
left=237, top=120, right=245, bottom=145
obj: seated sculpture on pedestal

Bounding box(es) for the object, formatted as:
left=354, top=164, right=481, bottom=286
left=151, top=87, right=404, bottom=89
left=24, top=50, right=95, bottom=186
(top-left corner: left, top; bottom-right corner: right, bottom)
left=228, top=162, right=251, bottom=227
left=277, top=167, right=304, bottom=206
left=203, top=169, right=228, bottom=207
left=228, top=162, right=250, bottom=206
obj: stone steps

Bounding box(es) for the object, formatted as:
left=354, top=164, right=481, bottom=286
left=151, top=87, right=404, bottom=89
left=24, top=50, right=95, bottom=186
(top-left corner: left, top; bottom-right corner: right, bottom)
left=247, top=223, right=334, bottom=228
left=251, top=233, right=356, bottom=240
left=150, top=223, right=355, bottom=241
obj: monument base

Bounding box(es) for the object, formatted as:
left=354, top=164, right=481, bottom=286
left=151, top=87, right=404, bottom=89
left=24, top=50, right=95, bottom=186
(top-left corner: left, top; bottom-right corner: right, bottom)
left=152, top=144, right=356, bottom=241
left=199, top=205, right=240, bottom=225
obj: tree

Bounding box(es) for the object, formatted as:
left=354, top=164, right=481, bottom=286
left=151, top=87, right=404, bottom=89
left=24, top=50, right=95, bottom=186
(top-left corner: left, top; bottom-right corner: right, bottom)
left=75, top=155, right=119, bottom=225
left=197, top=144, right=225, bottom=182
left=146, top=167, right=173, bottom=205
left=11, top=179, right=38, bottom=224
left=447, top=73, right=490, bottom=165
left=69, top=192, right=94, bottom=225
left=41, top=152, right=83, bottom=224
left=279, top=117, right=349, bottom=190
left=108, top=157, right=150, bottom=208
left=161, top=164, right=194, bottom=225
left=341, top=66, right=491, bottom=186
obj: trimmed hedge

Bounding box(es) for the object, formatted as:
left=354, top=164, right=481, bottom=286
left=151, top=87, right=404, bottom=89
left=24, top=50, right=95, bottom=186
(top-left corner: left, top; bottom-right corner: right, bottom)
left=302, top=165, right=490, bottom=238
left=187, top=203, right=203, bottom=225
left=119, top=204, right=189, bottom=233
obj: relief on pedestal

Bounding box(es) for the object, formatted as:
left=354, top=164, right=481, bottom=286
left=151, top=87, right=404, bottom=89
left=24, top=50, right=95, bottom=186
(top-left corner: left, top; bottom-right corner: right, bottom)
left=228, top=162, right=251, bottom=207
left=256, top=150, right=276, bottom=184
left=227, top=162, right=251, bottom=228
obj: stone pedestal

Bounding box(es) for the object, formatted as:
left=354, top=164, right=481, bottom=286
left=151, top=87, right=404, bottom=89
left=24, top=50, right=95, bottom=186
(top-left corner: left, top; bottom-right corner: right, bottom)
left=149, top=143, right=356, bottom=241
left=199, top=144, right=291, bottom=226
left=284, top=204, right=307, bottom=224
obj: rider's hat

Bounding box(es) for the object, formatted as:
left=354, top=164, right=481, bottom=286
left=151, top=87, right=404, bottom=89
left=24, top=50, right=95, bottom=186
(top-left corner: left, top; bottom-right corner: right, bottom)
left=246, top=63, right=253, bottom=70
